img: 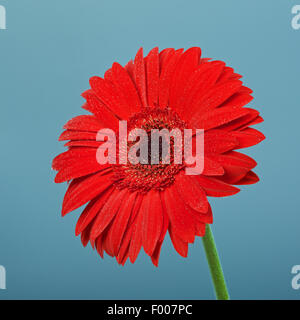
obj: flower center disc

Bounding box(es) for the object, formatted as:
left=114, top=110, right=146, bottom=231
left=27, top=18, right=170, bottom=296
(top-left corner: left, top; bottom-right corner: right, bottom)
left=112, top=108, right=186, bottom=193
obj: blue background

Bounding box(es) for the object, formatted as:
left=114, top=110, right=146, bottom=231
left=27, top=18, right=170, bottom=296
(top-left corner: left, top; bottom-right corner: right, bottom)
left=0, top=0, right=299, bottom=300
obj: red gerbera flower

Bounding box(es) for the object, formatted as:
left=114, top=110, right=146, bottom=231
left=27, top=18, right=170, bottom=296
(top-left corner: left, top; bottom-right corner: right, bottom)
left=52, top=47, right=264, bottom=267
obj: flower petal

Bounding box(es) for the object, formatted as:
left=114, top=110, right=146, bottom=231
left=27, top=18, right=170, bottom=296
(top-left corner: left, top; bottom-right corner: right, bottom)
left=235, top=170, right=259, bottom=185
left=169, top=226, right=188, bottom=257
left=220, top=92, right=253, bottom=109
left=189, top=80, right=243, bottom=119
left=89, top=76, right=130, bottom=119
left=158, top=49, right=183, bottom=108
left=159, top=48, right=175, bottom=72
left=125, top=60, right=135, bottom=80
left=111, top=62, right=142, bottom=114
left=95, top=233, right=105, bottom=258
left=105, top=191, right=137, bottom=256
left=52, top=148, right=97, bottom=170
left=150, top=208, right=169, bottom=267
left=162, top=186, right=195, bottom=243
left=217, top=66, right=234, bottom=83
left=58, top=130, right=96, bottom=141
left=129, top=208, right=144, bottom=263
left=232, top=128, right=265, bottom=148
left=90, top=188, right=128, bottom=241
left=136, top=191, right=163, bottom=256
left=238, top=115, right=264, bottom=131
left=146, top=47, right=160, bottom=107
left=75, top=188, right=114, bottom=236
left=175, top=172, right=209, bottom=213
left=54, top=161, right=109, bottom=183
left=62, top=169, right=113, bottom=216
left=217, top=108, right=259, bottom=132
left=195, top=176, right=240, bottom=197
left=81, top=90, right=119, bottom=131
left=134, top=48, right=147, bottom=107
left=80, top=220, right=94, bottom=247
left=183, top=61, right=225, bottom=115
left=204, top=130, right=239, bottom=154
left=116, top=194, right=143, bottom=264
left=169, top=47, right=201, bottom=115
left=191, top=106, right=249, bottom=130
left=190, top=200, right=213, bottom=224
left=209, top=151, right=257, bottom=169
left=63, top=115, right=103, bottom=132
left=201, top=157, right=225, bottom=176
left=218, top=164, right=249, bottom=184
left=64, top=140, right=101, bottom=148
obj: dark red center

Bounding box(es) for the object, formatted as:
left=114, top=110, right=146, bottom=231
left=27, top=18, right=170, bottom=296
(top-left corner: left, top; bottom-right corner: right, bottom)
left=112, top=107, right=186, bottom=193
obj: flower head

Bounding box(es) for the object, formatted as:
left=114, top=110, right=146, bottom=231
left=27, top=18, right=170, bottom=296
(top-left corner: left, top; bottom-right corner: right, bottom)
left=52, top=47, right=264, bottom=266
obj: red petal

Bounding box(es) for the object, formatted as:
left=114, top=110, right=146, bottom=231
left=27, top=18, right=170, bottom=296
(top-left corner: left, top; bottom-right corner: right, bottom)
left=129, top=208, right=143, bottom=263
left=218, top=108, right=259, bottom=132
left=89, top=76, right=129, bottom=119
left=218, top=164, right=249, bottom=184
left=102, top=231, right=115, bottom=257
left=220, top=92, right=253, bottom=109
left=195, top=176, right=240, bottom=197
left=237, top=115, right=264, bottom=131
left=81, top=90, right=119, bottom=130
left=201, top=157, right=225, bottom=176
left=161, top=186, right=195, bottom=243
left=116, top=225, right=133, bottom=265
left=158, top=49, right=183, bottom=108
left=55, top=161, right=109, bottom=183
left=95, top=233, right=105, bottom=258
left=199, top=57, right=212, bottom=63
left=125, top=60, right=135, bottom=80
left=150, top=208, right=169, bottom=266
left=63, top=115, right=103, bottom=132
left=175, top=172, right=209, bottom=213
left=104, top=67, right=113, bottom=81
left=217, top=66, right=234, bottom=83
left=169, top=226, right=188, bottom=257
left=204, top=130, right=239, bottom=154
left=191, top=106, right=249, bottom=130
left=146, top=47, right=159, bottom=107
left=190, top=200, right=213, bottom=224
left=183, top=61, right=225, bottom=115
left=169, top=47, right=201, bottom=115
left=52, top=148, right=96, bottom=170
left=235, top=170, right=259, bottom=185
left=189, top=80, right=243, bottom=120
left=75, top=188, right=114, bottom=236
left=80, top=220, right=94, bottom=247
left=194, top=222, right=206, bottom=237
left=232, top=128, right=265, bottom=148
left=185, top=154, right=224, bottom=176
left=159, top=48, right=175, bottom=72
left=59, top=130, right=96, bottom=141
left=209, top=151, right=257, bottom=169
left=64, top=140, right=101, bottom=148
left=90, top=188, right=128, bottom=240
left=62, top=169, right=113, bottom=216
left=150, top=241, right=163, bottom=267
left=116, top=194, right=143, bottom=264
left=111, top=62, right=141, bottom=114
left=134, top=48, right=147, bottom=107
left=238, top=86, right=253, bottom=94
left=105, top=191, right=137, bottom=256
left=159, top=207, right=169, bottom=242
left=141, top=191, right=163, bottom=256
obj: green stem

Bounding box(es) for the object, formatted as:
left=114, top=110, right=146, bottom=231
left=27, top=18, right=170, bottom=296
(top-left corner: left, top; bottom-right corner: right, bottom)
left=202, top=224, right=230, bottom=300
